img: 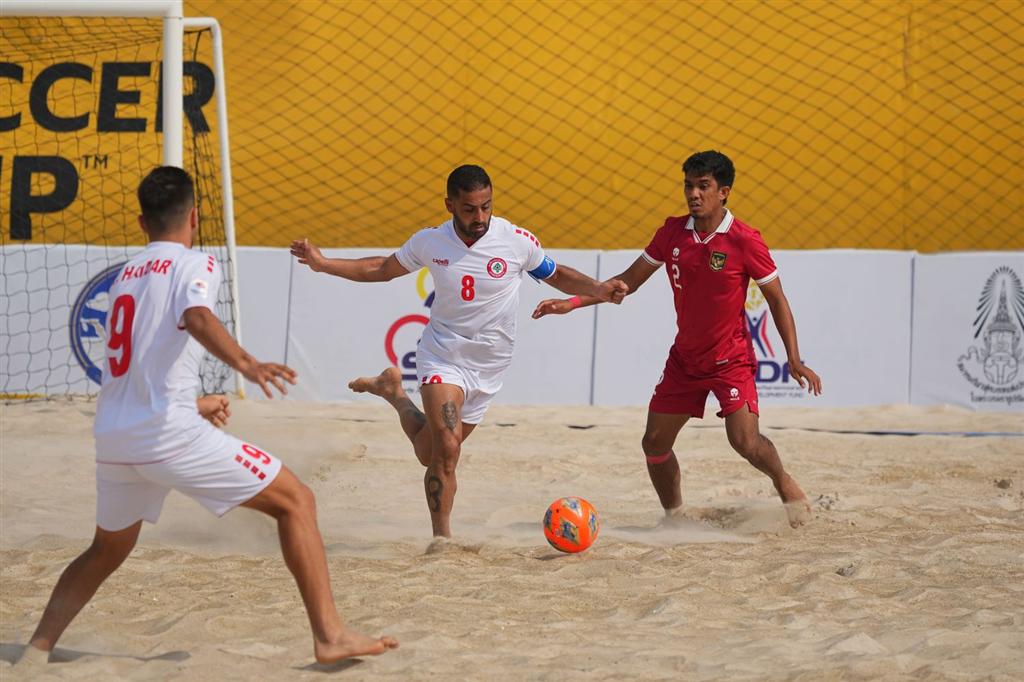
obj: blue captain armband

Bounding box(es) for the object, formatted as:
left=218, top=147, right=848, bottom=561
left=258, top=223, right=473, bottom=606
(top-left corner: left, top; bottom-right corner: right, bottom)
left=528, top=255, right=556, bottom=281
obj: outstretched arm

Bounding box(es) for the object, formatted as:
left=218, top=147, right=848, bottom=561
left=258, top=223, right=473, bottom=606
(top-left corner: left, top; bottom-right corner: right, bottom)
left=533, top=256, right=658, bottom=318
left=759, top=277, right=822, bottom=395
left=184, top=306, right=297, bottom=398
left=290, top=239, right=410, bottom=282
left=542, top=263, right=628, bottom=303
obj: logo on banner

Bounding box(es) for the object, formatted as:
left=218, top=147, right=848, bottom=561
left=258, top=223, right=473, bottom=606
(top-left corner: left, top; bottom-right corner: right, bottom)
left=384, top=268, right=433, bottom=384
left=956, top=266, right=1024, bottom=405
left=69, top=262, right=126, bottom=384
left=745, top=281, right=805, bottom=399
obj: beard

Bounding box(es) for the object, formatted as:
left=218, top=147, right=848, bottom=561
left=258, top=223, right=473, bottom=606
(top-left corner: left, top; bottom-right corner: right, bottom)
left=453, top=214, right=490, bottom=241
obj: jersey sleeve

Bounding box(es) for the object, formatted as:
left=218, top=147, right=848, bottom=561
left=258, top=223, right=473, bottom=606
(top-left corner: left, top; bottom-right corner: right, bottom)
left=745, top=229, right=779, bottom=285
left=642, top=220, right=671, bottom=266
left=173, top=253, right=222, bottom=324
left=513, top=225, right=554, bottom=280
left=394, top=229, right=427, bottom=272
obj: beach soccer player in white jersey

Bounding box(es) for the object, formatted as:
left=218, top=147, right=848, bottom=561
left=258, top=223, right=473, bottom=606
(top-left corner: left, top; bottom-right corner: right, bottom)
left=290, top=164, right=628, bottom=538
left=23, top=167, right=397, bottom=666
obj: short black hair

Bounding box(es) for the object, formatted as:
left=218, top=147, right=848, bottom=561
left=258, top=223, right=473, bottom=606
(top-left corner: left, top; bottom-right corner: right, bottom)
left=137, top=166, right=194, bottom=234
left=446, top=164, right=491, bottom=198
left=682, top=150, right=735, bottom=191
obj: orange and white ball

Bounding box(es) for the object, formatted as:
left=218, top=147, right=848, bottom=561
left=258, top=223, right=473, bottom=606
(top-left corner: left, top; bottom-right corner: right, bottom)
left=543, top=497, right=599, bottom=553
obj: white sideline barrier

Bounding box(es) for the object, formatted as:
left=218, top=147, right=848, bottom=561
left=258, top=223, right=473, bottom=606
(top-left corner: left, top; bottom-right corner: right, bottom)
left=4, top=245, right=1022, bottom=411
left=235, top=247, right=292, bottom=398
left=591, top=249, right=914, bottom=409
left=591, top=250, right=677, bottom=406
left=767, top=250, right=913, bottom=407
left=911, top=252, right=1024, bottom=410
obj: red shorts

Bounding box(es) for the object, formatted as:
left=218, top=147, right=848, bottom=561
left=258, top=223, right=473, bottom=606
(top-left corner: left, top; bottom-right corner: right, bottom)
left=649, top=350, right=759, bottom=418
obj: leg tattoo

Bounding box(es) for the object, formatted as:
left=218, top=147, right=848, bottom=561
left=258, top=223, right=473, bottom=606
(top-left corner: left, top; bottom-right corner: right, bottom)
left=441, top=401, right=458, bottom=432
left=426, top=475, right=443, bottom=512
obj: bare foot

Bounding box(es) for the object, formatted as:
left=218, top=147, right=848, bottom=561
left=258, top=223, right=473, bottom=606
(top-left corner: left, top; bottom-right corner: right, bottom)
left=14, top=643, right=50, bottom=667
left=314, top=630, right=399, bottom=664
left=658, top=505, right=689, bottom=527
left=348, top=367, right=405, bottom=404
left=778, top=474, right=811, bottom=528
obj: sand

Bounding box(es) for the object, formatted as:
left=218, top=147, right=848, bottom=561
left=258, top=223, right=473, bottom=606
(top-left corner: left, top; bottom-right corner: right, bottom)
left=1, top=399, right=1022, bottom=680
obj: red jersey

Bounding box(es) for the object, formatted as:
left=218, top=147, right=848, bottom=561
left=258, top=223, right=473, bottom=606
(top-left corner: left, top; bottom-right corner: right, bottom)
left=642, top=209, right=778, bottom=376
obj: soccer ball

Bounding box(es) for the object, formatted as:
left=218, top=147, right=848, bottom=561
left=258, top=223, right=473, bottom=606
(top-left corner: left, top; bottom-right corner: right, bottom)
left=543, top=497, right=599, bottom=553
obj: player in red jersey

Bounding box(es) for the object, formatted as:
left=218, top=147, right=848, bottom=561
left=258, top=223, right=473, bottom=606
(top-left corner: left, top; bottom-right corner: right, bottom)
left=533, top=150, right=821, bottom=527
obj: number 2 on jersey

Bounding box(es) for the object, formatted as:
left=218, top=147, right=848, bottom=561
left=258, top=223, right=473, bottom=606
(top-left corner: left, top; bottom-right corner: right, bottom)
left=461, top=274, right=476, bottom=301
left=107, top=294, right=136, bottom=377
left=671, top=264, right=683, bottom=290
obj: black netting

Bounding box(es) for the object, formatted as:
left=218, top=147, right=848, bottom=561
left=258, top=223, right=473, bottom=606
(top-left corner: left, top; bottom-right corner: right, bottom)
left=183, top=0, right=1022, bottom=252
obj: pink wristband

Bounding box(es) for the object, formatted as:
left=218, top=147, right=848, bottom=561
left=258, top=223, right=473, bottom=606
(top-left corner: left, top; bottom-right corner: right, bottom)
left=569, top=295, right=582, bottom=309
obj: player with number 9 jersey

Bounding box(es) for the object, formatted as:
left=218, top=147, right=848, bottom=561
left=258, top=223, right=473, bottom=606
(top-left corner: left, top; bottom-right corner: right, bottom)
left=93, top=243, right=226, bottom=463
left=28, top=167, right=398, bottom=665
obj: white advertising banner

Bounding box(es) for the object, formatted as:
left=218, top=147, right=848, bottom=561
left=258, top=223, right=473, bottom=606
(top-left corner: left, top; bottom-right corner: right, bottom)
left=235, top=247, right=293, bottom=398
left=911, top=252, right=1024, bottom=410
left=765, top=250, right=913, bottom=407
left=282, top=249, right=598, bottom=405
left=591, top=249, right=914, bottom=409
left=10, top=245, right=1022, bottom=412
left=591, top=249, right=678, bottom=406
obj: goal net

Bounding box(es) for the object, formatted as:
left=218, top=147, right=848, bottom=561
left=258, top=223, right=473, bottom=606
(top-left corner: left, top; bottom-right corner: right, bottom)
left=1, top=7, right=240, bottom=400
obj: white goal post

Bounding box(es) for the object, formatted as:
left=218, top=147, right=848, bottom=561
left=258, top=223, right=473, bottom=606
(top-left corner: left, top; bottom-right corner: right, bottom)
left=2, top=0, right=245, bottom=398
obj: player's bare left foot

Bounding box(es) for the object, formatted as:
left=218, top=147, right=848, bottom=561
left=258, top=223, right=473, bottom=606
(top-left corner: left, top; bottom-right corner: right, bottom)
left=314, top=629, right=399, bottom=664
left=348, top=367, right=405, bottom=404
left=778, top=473, right=811, bottom=528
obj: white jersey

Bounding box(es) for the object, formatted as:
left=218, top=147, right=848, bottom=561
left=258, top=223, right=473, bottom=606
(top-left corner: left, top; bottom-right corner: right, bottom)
left=395, top=216, right=552, bottom=371
left=93, top=241, right=225, bottom=464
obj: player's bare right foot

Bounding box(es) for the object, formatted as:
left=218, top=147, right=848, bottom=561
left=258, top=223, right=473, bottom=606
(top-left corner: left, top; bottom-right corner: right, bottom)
left=314, top=630, right=399, bottom=664
left=778, top=474, right=811, bottom=528
left=348, top=367, right=406, bottom=405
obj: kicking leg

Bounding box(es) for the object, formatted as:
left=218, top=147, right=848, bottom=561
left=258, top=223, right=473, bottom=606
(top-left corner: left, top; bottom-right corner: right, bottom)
left=350, top=367, right=431, bottom=465
left=28, top=522, right=141, bottom=654
left=418, top=383, right=466, bottom=538
left=724, top=404, right=810, bottom=527
left=243, top=467, right=398, bottom=663
left=641, top=411, right=691, bottom=514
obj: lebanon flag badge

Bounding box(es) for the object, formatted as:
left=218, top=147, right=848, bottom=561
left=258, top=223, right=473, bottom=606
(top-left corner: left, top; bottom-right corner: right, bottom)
left=487, top=257, right=508, bottom=278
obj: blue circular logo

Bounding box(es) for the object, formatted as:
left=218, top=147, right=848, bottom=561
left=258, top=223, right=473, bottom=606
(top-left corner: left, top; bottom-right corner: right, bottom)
left=69, top=262, right=125, bottom=385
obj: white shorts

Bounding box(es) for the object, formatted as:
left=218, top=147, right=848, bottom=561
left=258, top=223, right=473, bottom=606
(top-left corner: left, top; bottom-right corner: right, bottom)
left=95, top=433, right=282, bottom=531
left=416, top=348, right=504, bottom=425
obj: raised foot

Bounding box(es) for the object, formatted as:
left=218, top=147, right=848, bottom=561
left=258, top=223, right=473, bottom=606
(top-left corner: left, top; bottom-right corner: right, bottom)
left=778, top=474, right=811, bottom=528
left=314, top=631, right=399, bottom=664
left=348, top=367, right=405, bottom=402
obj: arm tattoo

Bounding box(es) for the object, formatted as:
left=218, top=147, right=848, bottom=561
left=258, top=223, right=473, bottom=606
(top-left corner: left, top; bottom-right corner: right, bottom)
left=441, top=401, right=458, bottom=432
left=426, top=475, right=443, bottom=512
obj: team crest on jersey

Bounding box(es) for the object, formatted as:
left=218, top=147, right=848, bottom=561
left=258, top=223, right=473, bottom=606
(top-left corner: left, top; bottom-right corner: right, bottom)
left=189, top=278, right=210, bottom=298
left=710, top=251, right=727, bottom=271
left=672, top=247, right=680, bottom=259
left=69, top=262, right=126, bottom=385
left=487, top=257, right=508, bottom=278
